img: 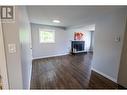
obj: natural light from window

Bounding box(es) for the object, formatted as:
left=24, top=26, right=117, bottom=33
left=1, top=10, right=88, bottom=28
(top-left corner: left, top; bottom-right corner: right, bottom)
left=39, top=29, right=55, bottom=43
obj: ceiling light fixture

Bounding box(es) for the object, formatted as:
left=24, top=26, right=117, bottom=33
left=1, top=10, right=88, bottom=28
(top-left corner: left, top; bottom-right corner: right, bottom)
left=52, top=20, right=61, bottom=23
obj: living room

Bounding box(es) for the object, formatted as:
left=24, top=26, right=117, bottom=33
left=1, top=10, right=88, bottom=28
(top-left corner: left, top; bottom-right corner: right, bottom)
left=0, top=6, right=127, bottom=89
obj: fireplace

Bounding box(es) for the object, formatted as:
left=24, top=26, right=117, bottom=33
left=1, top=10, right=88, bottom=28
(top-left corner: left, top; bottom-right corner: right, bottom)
left=71, top=41, right=85, bottom=53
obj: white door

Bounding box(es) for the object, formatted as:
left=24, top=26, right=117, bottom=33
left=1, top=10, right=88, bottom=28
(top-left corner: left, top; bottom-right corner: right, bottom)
left=0, top=21, right=9, bottom=89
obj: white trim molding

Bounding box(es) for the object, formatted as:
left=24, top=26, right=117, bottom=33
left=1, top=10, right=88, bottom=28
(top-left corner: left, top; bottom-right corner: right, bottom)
left=32, top=53, right=69, bottom=60
left=91, top=67, right=117, bottom=83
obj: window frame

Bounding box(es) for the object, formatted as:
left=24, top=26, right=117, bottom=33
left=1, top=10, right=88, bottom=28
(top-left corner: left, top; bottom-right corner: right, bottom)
left=39, top=28, right=55, bottom=43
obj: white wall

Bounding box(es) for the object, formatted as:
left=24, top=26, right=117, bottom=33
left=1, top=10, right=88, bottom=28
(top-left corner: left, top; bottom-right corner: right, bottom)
left=31, top=23, right=68, bottom=59
left=2, top=6, right=32, bottom=89
left=0, top=17, right=9, bottom=89
left=2, top=7, right=23, bottom=89
left=92, top=10, right=127, bottom=83
left=118, top=19, right=127, bottom=87
left=90, top=31, right=94, bottom=51
left=66, top=25, right=95, bottom=52
left=19, top=7, right=32, bottom=89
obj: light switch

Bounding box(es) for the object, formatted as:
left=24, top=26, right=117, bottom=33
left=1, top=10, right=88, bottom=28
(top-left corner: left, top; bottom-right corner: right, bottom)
left=115, top=36, right=120, bottom=42
left=8, top=44, right=16, bottom=53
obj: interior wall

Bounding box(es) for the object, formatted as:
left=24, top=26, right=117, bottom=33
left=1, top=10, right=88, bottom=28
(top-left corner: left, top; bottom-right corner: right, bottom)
left=0, top=16, right=9, bottom=89
left=31, top=23, right=68, bottom=59
left=92, top=10, right=127, bottom=82
left=66, top=25, right=95, bottom=52
left=2, top=7, right=23, bottom=89
left=1, top=6, right=32, bottom=89
left=89, top=31, right=94, bottom=51
left=118, top=18, right=127, bottom=88
left=19, top=7, right=32, bottom=89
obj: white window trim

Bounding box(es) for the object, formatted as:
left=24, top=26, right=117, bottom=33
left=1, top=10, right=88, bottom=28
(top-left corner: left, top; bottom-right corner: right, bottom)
left=39, top=28, right=55, bottom=43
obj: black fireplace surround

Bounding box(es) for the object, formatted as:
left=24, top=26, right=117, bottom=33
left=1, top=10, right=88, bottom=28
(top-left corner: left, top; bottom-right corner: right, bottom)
left=71, top=41, right=85, bottom=53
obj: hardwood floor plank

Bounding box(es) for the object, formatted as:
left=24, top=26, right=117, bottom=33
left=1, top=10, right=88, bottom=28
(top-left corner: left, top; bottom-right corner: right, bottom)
left=30, top=53, right=124, bottom=89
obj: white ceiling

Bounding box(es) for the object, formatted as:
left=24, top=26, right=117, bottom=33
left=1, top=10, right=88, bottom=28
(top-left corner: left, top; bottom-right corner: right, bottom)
left=27, top=6, right=126, bottom=28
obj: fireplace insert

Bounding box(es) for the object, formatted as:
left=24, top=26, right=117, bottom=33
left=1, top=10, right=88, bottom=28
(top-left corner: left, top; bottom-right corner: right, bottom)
left=71, top=41, right=85, bottom=53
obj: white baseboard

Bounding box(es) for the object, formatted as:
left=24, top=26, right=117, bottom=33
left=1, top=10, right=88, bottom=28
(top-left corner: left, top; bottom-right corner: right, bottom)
left=91, top=67, right=117, bottom=83
left=32, top=53, right=69, bottom=60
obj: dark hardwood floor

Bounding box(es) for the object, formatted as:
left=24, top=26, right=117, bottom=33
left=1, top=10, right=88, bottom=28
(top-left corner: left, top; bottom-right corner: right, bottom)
left=30, top=53, right=123, bottom=89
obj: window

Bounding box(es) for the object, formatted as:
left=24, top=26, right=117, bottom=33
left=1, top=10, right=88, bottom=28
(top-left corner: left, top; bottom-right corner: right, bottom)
left=39, top=29, right=55, bottom=43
